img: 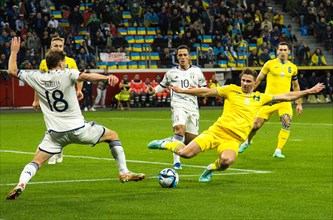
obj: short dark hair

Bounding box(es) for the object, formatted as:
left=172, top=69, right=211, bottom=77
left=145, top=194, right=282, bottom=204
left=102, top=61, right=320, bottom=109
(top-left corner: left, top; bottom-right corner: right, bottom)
left=241, top=68, right=258, bottom=80
left=45, top=50, right=65, bottom=69
left=176, top=45, right=190, bottom=53
left=277, top=41, right=290, bottom=50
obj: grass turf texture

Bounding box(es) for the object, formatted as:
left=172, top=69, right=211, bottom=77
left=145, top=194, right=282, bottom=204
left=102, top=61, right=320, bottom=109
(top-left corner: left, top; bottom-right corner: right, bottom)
left=0, top=106, right=332, bottom=219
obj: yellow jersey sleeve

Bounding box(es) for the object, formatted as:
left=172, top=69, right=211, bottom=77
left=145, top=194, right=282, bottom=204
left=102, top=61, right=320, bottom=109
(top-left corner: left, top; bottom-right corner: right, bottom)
left=65, top=57, right=78, bottom=70
left=39, top=59, right=48, bottom=72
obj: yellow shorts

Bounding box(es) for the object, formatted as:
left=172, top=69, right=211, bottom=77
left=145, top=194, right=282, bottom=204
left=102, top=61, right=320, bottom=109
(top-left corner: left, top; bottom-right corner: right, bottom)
left=257, top=102, right=293, bottom=120
left=194, top=127, right=241, bottom=156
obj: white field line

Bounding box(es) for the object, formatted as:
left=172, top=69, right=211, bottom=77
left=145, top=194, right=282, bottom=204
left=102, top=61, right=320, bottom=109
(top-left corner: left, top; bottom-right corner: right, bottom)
left=0, top=117, right=332, bottom=126
left=0, top=150, right=271, bottom=186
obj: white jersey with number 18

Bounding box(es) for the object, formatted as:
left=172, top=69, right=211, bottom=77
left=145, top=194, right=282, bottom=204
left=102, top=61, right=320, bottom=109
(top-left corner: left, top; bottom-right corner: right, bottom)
left=18, top=69, right=84, bottom=132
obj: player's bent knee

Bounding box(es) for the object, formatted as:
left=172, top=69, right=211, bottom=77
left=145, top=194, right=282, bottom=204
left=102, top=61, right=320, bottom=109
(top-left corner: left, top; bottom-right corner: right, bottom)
left=100, top=129, right=119, bottom=142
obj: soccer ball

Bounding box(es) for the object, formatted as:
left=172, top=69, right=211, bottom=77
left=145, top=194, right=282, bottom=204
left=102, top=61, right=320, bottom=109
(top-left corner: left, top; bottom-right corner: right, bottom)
left=158, top=168, right=179, bottom=188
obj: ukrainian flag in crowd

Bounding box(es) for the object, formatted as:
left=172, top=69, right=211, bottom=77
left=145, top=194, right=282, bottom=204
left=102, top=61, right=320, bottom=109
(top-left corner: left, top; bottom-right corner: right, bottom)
left=119, top=28, right=127, bottom=35
left=118, top=62, right=127, bottom=69
left=137, top=27, right=146, bottom=35
left=238, top=52, right=245, bottom=60
left=128, top=61, right=138, bottom=69
left=147, top=27, right=156, bottom=35
left=270, top=52, right=276, bottom=59
left=79, top=3, right=86, bottom=11
left=108, top=62, right=117, bottom=69
left=203, top=35, right=212, bottom=43
left=79, top=27, right=87, bottom=35
left=50, top=3, right=55, bottom=10
left=237, top=60, right=245, bottom=67
left=98, top=62, right=107, bottom=69
left=201, top=44, right=210, bottom=52
left=150, top=61, right=158, bottom=69
left=218, top=60, right=227, bottom=68
left=190, top=52, right=197, bottom=60
left=138, top=61, right=146, bottom=69
left=130, top=52, right=140, bottom=61
left=288, top=52, right=293, bottom=60
left=127, top=27, right=136, bottom=35
left=74, top=36, right=84, bottom=44
left=125, top=36, right=135, bottom=44
left=123, top=19, right=129, bottom=27
left=202, top=0, right=210, bottom=10
left=122, top=11, right=131, bottom=19
left=135, top=36, right=144, bottom=43
left=141, top=52, right=148, bottom=60
left=51, top=11, right=62, bottom=19
left=61, top=19, right=69, bottom=27
left=132, top=44, right=143, bottom=52
left=145, top=36, right=154, bottom=43
left=150, top=52, right=159, bottom=60
left=249, top=43, right=257, bottom=51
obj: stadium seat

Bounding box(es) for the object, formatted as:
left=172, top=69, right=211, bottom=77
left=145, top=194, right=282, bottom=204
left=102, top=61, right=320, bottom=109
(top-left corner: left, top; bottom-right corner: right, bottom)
left=128, top=61, right=138, bottom=69
left=98, top=61, right=107, bottom=69
left=74, top=36, right=84, bottom=44
left=145, top=35, right=154, bottom=44
left=190, top=52, right=197, bottom=61
left=130, top=52, right=141, bottom=61
left=150, top=52, right=160, bottom=61
left=135, top=35, right=144, bottom=44
left=150, top=61, right=158, bottom=69
left=218, top=60, right=227, bottom=68
left=132, top=44, right=143, bottom=52
left=125, top=36, right=135, bottom=44
left=137, top=27, right=146, bottom=35
left=147, top=27, right=157, bottom=35
left=118, top=28, right=127, bottom=36
left=118, top=61, right=128, bottom=69
left=108, top=62, right=117, bottom=69
left=138, top=61, right=146, bottom=69
left=122, top=11, right=131, bottom=19
left=127, top=27, right=136, bottom=35
left=51, top=11, right=62, bottom=19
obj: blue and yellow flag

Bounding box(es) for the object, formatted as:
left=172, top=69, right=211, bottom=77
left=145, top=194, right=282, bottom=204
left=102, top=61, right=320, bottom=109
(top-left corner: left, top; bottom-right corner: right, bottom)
left=122, top=11, right=132, bottom=19
left=150, top=52, right=159, bottom=60
left=127, top=27, right=136, bottom=35
left=51, top=11, right=62, bottom=19
left=98, top=62, right=107, bottom=69
left=128, top=61, right=138, bottom=69
left=137, top=27, right=146, bottom=35
left=130, top=52, right=140, bottom=61
left=118, top=61, right=127, bottom=69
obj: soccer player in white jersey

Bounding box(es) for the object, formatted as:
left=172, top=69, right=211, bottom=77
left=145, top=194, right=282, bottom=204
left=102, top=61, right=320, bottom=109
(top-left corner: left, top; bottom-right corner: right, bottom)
left=6, top=37, right=145, bottom=200
left=146, top=45, right=207, bottom=169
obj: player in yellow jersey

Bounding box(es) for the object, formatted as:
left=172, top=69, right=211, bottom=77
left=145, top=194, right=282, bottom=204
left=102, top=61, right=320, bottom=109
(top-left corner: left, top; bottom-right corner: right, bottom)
left=33, top=37, right=83, bottom=165
left=147, top=68, right=324, bottom=182
left=238, top=42, right=302, bottom=158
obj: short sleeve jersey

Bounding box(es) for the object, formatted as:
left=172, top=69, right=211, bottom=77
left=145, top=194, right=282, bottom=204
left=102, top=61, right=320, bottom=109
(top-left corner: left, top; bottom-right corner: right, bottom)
left=261, top=58, right=298, bottom=95
left=39, top=56, right=78, bottom=72
left=160, top=65, right=207, bottom=111
left=18, top=69, right=84, bottom=132
left=211, top=84, right=273, bottom=141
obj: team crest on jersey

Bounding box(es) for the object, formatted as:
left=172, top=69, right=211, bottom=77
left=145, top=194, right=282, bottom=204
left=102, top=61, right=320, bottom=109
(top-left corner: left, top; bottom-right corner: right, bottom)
left=288, top=67, right=291, bottom=73
left=253, top=95, right=260, bottom=101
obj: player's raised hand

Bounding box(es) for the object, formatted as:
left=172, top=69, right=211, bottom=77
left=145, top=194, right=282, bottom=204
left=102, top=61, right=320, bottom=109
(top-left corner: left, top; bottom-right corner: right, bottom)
left=107, top=75, right=119, bottom=86
left=308, top=83, right=325, bottom=94
left=76, top=90, right=84, bottom=100
left=10, top=37, right=21, bottom=53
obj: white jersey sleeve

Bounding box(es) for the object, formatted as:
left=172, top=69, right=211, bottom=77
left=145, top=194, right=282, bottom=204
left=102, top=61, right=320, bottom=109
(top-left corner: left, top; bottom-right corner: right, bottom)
left=161, top=65, right=207, bottom=111
left=18, top=69, right=85, bottom=132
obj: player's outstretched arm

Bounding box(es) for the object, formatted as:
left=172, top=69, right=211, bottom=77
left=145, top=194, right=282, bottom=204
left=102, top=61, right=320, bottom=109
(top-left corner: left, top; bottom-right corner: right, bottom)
left=273, top=83, right=325, bottom=102
left=8, top=37, right=20, bottom=78
left=170, top=85, right=217, bottom=97
left=78, top=72, right=119, bottom=86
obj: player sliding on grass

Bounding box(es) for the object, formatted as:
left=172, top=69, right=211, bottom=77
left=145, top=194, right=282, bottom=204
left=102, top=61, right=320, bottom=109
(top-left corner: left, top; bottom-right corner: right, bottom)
left=6, top=37, right=144, bottom=200
left=148, top=68, right=324, bottom=182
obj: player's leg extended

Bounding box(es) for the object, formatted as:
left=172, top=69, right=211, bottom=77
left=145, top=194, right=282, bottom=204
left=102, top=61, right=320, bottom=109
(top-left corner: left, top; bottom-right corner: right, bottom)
left=100, top=128, right=145, bottom=182
left=7, top=150, right=52, bottom=200
left=172, top=125, right=186, bottom=169
left=238, top=117, right=266, bottom=153
left=200, top=139, right=238, bottom=182
left=274, top=114, right=292, bottom=158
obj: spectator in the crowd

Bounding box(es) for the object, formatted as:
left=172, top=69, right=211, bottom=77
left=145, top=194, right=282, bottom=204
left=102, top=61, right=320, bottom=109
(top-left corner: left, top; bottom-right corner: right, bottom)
left=298, top=72, right=310, bottom=102
left=307, top=71, right=322, bottom=103
left=323, top=24, right=332, bottom=52
left=213, top=42, right=227, bottom=61
left=130, top=0, right=141, bottom=26
left=212, top=34, right=223, bottom=47
left=159, top=47, right=173, bottom=68
left=297, top=40, right=311, bottom=66
left=270, top=34, right=280, bottom=49
left=151, top=73, right=170, bottom=107
left=87, top=13, right=101, bottom=38
left=115, top=74, right=131, bottom=110
left=273, top=9, right=284, bottom=28
left=151, top=33, right=167, bottom=52
left=0, top=53, right=8, bottom=69
left=243, top=24, right=257, bottom=43
left=101, top=5, right=113, bottom=24
left=158, top=6, right=169, bottom=36
left=172, top=33, right=186, bottom=49
left=284, top=24, right=298, bottom=43
left=259, top=48, right=271, bottom=65
left=130, top=74, right=147, bottom=107
left=298, top=0, right=308, bottom=26
left=68, top=5, right=83, bottom=35
left=248, top=48, right=260, bottom=67
left=82, top=70, right=96, bottom=112
left=75, top=47, right=96, bottom=69
left=83, top=6, right=93, bottom=26
left=47, top=15, right=59, bottom=29
left=91, top=0, right=104, bottom=18
left=207, top=73, right=222, bottom=106
left=170, top=8, right=183, bottom=35
left=94, top=68, right=109, bottom=109
left=322, top=71, right=332, bottom=103
left=112, top=32, right=128, bottom=52
left=213, top=14, right=230, bottom=36
left=143, top=77, right=154, bottom=107
left=110, top=7, right=123, bottom=28
left=92, top=30, right=106, bottom=51
left=310, top=48, right=327, bottom=66
left=206, top=47, right=217, bottom=66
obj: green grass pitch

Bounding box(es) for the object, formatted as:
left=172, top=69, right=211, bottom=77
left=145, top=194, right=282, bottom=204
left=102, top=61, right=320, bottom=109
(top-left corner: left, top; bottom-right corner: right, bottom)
left=0, top=106, right=332, bottom=219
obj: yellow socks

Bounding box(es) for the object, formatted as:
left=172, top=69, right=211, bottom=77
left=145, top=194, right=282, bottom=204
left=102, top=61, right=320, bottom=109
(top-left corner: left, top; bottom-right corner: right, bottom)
left=164, top=142, right=185, bottom=153
left=277, top=129, right=290, bottom=150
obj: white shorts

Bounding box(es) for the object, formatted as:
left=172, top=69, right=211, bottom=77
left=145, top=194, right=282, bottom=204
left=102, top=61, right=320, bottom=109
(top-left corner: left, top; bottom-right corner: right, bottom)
left=38, top=121, right=105, bottom=154
left=171, top=107, right=199, bottom=135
